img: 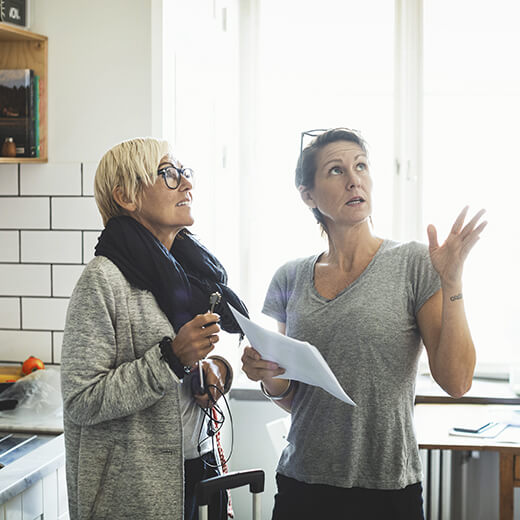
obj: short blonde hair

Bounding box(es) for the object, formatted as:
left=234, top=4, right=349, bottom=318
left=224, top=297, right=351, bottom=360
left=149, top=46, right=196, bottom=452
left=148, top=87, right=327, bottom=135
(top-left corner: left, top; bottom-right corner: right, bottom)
left=94, top=137, right=171, bottom=225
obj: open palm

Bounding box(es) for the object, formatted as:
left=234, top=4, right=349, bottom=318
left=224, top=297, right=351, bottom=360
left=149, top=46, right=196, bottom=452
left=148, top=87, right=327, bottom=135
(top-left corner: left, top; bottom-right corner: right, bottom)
left=427, top=206, right=487, bottom=285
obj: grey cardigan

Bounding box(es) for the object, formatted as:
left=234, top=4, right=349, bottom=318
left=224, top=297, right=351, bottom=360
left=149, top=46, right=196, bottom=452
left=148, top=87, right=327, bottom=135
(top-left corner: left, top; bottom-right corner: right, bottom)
left=61, top=256, right=187, bottom=519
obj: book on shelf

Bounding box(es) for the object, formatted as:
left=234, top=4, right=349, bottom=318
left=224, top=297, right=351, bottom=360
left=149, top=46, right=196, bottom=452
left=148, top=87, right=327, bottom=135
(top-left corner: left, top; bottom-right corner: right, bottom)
left=0, top=0, right=28, bottom=27
left=33, top=75, right=40, bottom=158
left=0, top=68, right=36, bottom=157
left=38, top=74, right=46, bottom=159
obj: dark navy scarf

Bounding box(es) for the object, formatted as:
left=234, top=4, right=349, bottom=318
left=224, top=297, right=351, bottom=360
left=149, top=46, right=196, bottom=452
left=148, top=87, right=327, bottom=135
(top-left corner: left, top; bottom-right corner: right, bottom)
left=94, top=216, right=248, bottom=336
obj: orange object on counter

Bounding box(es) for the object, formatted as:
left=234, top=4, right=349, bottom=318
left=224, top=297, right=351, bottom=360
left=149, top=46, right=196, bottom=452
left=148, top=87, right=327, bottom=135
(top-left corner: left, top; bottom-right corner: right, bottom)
left=21, top=356, right=45, bottom=375
left=0, top=365, right=23, bottom=382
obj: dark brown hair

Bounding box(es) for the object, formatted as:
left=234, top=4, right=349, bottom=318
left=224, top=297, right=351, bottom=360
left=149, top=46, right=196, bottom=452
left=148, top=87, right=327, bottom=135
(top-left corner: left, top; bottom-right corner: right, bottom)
left=295, top=128, right=368, bottom=232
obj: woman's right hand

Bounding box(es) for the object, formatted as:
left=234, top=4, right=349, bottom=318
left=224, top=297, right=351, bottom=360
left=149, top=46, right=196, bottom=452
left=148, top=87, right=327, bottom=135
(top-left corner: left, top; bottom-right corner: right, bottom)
left=241, top=345, right=285, bottom=383
left=171, top=313, right=220, bottom=366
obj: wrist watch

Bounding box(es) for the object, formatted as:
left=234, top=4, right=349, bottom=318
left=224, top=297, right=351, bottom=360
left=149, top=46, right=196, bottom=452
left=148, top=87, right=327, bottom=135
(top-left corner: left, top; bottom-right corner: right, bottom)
left=159, top=336, right=191, bottom=379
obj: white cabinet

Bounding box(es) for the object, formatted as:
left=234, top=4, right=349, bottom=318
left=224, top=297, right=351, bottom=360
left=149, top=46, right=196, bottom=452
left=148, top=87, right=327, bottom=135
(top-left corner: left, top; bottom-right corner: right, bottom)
left=0, top=457, right=68, bottom=520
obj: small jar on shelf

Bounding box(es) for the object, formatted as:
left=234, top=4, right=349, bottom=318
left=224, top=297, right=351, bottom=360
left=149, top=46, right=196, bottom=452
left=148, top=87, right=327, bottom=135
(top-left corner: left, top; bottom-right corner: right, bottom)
left=1, top=137, right=17, bottom=157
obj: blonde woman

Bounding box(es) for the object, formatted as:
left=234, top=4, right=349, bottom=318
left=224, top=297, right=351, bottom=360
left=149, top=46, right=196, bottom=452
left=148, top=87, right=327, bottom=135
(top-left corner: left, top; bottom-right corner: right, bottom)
left=61, top=138, right=246, bottom=519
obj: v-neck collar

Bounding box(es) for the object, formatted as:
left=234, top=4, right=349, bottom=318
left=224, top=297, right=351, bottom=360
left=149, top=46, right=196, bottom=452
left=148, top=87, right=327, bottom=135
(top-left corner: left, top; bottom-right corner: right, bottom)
left=310, top=239, right=388, bottom=303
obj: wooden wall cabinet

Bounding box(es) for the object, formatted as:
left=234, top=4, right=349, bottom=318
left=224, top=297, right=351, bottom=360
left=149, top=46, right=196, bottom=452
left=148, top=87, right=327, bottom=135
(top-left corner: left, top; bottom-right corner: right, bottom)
left=0, top=22, right=48, bottom=163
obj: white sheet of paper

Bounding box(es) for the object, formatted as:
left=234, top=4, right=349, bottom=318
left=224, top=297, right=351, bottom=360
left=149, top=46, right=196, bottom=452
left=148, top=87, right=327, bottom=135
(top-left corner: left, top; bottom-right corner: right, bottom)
left=230, top=306, right=355, bottom=406
left=496, top=425, right=520, bottom=444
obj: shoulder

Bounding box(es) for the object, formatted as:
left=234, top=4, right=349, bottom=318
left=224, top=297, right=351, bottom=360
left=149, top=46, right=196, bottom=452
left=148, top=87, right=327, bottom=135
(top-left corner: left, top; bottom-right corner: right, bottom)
left=380, top=239, right=427, bottom=253
left=379, top=240, right=430, bottom=261
left=405, top=240, right=430, bottom=256
left=272, top=255, right=316, bottom=281
left=81, top=256, right=127, bottom=283
left=72, top=256, right=131, bottom=300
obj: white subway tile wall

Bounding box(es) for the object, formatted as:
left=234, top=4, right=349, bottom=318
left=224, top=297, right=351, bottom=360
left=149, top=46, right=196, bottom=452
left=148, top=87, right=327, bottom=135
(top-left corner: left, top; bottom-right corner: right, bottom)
left=21, top=231, right=83, bottom=264
left=20, top=163, right=82, bottom=196
left=0, top=198, right=50, bottom=229
left=0, top=162, right=102, bottom=364
left=52, top=265, right=85, bottom=297
left=0, top=330, right=52, bottom=363
left=82, top=162, right=97, bottom=196
left=0, top=265, right=51, bottom=296
left=52, top=197, right=103, bottom=230
left=53, top=332, right=63, bottom=364
left=22, top=298, right=70, bottom=331
left=83, top=231, right=100, bottom=263
left=0, top=231, right=19, bottom=262
left=0, top=164, right=18, bottom=195
left=0, top=298, right=20, bottom=329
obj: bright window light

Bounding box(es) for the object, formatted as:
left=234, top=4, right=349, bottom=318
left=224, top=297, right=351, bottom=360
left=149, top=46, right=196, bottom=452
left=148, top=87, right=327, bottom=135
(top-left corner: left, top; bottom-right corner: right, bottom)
left=247, top=0, right=395, bottom=323
left=422, top=0, right=520, bottom=371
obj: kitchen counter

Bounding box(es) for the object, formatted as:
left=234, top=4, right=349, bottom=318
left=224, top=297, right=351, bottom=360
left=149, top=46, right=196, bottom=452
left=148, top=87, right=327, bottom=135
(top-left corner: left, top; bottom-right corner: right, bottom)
left=0, top=366, right=64, bottom=434
left=0, top=412, right=63, bottom=435
left=0, top=391, right=65, bottom=510
left=0, top=434, right=64, bottom=504
left=230, top=374, right=520, bottom=405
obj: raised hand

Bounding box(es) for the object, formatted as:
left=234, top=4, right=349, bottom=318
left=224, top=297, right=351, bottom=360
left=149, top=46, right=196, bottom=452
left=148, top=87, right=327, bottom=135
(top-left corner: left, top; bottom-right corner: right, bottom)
left=426, top=206, right=487, bottom=286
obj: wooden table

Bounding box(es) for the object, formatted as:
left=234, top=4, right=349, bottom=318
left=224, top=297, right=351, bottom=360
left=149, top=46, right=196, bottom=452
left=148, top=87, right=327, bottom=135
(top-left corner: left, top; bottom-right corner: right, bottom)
left=415, top=404, right=520, bottom=520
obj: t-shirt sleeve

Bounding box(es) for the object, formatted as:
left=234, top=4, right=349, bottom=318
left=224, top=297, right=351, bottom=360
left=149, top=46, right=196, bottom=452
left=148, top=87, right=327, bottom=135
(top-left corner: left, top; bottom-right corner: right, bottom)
left=409, top=242, right=441, bottom=314
left=262, top=263, right=291, bottom=323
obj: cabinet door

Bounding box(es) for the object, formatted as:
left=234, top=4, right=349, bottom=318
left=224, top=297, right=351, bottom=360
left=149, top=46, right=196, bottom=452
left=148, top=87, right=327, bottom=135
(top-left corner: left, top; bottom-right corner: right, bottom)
left=42, top=472, right=58, bottom=518
left=57, top=466, right=69, bottom=518
left=21, top=481, right=43, bottom=519
left=3, top=494, right=22, bottom=520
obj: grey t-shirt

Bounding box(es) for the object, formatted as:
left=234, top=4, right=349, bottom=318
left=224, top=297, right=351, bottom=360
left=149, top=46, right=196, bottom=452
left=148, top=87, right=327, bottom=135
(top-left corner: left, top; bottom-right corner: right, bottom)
left=262, top=240, right=441, bottom=490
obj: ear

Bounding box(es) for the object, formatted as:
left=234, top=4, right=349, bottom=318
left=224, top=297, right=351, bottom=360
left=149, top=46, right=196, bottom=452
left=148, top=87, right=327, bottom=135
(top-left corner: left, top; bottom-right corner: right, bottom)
left=112, top=186, right=137, bottom=212
left=298, top=185, right=316, bottom=209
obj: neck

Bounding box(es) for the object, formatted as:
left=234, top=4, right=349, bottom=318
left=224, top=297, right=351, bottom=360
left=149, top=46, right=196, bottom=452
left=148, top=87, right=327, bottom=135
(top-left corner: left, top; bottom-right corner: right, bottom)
left=323, top=221, right=382, bottom=270
left=131, top=216, right=183, bottom=251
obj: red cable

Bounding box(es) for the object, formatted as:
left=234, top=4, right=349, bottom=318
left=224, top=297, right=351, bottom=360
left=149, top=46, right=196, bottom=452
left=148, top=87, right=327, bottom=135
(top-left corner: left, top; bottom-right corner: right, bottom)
left=212, top=406, right=234, bottom=519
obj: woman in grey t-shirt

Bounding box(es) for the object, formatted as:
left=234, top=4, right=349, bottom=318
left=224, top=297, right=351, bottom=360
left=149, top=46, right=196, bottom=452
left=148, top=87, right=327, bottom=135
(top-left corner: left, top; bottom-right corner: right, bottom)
left=241, top=128, right=486, bottom=519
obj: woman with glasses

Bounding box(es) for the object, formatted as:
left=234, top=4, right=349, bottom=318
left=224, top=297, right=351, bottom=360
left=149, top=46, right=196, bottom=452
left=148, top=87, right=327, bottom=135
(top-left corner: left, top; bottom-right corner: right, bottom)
left=241, top=128, right=486, bottom=519
left=61, top=137, right=246, bottom=520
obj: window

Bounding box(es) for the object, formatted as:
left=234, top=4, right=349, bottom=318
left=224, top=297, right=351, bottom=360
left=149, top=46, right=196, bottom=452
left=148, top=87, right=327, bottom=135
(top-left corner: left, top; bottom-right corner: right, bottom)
left=238, top=0, right=519, bottom=371
left=243, top=0, right=395, bottom=323
left=422, top=0, right=520, bottom=371
left=163, top=0, right=520, bottom=373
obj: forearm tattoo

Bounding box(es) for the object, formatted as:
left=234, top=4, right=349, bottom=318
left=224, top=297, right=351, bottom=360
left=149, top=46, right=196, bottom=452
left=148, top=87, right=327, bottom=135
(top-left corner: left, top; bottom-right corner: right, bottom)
left=449, top=293, right=463, bottom=302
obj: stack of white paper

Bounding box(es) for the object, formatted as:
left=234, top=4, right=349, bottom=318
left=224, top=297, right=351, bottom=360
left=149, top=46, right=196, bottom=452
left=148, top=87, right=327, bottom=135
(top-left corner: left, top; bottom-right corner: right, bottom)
left=229, top=306, right=355, bottom=406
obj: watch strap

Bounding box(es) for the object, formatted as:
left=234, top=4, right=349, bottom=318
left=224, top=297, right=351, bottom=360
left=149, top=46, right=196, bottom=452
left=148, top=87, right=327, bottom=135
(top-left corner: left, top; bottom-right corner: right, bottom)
left=159, top=336, right=190, bottom=380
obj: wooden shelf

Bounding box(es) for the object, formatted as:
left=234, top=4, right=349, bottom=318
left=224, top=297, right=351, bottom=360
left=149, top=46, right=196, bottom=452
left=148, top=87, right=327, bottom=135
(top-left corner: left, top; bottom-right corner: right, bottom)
left=0, top=156, right=46, bottom=164
left=0, top=23, right=48, bottom=163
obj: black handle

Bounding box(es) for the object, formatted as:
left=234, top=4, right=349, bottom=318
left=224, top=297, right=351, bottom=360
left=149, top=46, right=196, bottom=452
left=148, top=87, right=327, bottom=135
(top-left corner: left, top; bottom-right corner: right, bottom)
left=195, top=469, right=265, bottom=506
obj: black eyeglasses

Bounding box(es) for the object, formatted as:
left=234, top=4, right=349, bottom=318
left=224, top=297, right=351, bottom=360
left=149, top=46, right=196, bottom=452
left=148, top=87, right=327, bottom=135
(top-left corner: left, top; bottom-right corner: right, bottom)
left=300, top=127, right=362, bottom=155
left=157, top=163, right=194, bottom=190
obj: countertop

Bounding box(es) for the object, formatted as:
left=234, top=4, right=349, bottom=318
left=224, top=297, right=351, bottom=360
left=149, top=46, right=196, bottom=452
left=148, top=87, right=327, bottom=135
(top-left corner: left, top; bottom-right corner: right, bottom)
left=0, top=434, right=64, bottom=504
left=0, top=395, right=64, bottom=504
left=229, top=374, right=520, bottom=405
left=0, top=366, right=63, bottom=434
left=0, top=411, right=63, bottom=435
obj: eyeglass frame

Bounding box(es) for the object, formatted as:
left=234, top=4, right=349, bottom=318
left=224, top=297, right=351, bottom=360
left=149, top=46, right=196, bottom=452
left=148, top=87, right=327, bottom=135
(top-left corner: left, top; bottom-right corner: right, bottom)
left=299, top=127, right=362, bottom=156
left=157, top=163, right=194, bottom=190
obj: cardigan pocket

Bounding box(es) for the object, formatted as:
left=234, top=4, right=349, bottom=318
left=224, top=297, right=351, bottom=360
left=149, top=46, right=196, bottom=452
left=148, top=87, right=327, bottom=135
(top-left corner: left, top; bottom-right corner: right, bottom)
left=88, top=441, right=125, bottom=519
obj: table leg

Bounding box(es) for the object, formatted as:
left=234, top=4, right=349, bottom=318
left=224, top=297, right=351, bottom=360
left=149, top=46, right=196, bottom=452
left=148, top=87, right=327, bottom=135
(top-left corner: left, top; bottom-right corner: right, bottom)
left=500, top=452, right=514, bottom=520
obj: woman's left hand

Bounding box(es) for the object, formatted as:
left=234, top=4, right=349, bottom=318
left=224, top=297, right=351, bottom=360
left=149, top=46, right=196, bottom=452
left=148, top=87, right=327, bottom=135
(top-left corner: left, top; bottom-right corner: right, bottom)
left=427, top=206, right=487, bottom=286
left=193, top=358, right=227, bottom=408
